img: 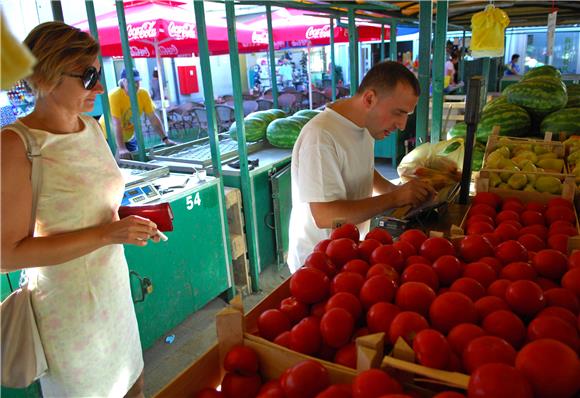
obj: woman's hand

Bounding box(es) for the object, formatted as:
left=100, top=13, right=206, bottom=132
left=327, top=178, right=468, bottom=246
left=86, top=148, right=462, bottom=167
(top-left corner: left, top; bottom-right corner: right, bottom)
left=101, top=215, right=160, bottom=246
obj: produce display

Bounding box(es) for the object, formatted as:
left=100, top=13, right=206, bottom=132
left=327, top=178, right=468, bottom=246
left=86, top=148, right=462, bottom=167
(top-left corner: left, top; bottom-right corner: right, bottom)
left=266, top=109, right=321, bottom=149
left=229, top=108, right=287, bottom=142
left=564, top=136, right=580, bottom=190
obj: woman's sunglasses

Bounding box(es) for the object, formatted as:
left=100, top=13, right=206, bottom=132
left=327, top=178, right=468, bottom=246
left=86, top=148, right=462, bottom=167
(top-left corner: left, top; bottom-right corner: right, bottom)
left=63, top=66, right=102, bottom=90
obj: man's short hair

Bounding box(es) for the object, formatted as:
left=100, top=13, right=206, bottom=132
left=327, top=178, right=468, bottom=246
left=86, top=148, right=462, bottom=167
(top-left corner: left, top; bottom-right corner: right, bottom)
left=512, top=54, right=520, bottom=61
left=356, top=61, right=420, bottom=97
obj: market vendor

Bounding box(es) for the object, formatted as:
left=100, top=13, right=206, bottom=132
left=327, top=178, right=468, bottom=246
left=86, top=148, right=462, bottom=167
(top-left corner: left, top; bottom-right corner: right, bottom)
left=287, top=61, right=435, bottom=272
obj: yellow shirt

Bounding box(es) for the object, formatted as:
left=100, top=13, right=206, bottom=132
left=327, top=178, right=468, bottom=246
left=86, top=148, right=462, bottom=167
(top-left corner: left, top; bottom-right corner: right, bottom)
left=99, top=87, right=155, bottom=142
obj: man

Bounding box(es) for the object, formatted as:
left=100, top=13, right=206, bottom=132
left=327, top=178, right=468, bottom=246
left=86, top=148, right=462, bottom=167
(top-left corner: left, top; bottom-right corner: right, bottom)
left=100, top=68, right=175, bottom=159
left=279, top=59, right=294, bottom=88
left=505, top=54, right=520, bottom=76
left=287, top=61, right=435, bottom=272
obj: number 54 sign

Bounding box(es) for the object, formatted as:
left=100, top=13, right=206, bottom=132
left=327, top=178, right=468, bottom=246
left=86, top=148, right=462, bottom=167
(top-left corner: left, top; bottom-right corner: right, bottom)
left=186, top=192, right=201, bottom=210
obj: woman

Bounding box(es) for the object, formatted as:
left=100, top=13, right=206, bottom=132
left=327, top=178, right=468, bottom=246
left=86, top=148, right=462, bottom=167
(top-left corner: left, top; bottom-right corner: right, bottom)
left=1, top=22, right=158, bottom=397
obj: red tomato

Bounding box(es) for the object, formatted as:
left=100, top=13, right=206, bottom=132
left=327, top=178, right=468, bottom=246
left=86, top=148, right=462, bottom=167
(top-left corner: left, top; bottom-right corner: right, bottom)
left=502, top=198, right=525, bottom=213
left=398, top=229, right=428, bottom=251
left=468, top=204, right=496, bottom=219
left=547, top=197, right=574, bottom=209
left=389, top=311, right=429, bottom=345
left=561, top=267, right=580, bottom=300
left=258, top=309, right=291, bottom=341
left=326, top=238, right=359, bottom=268
left=370, top=245, right=405, bottom=272
left=195, top=388, right=224, bottom=398
left=305, top=252, right=338, bottom=277
left=359, top=274, right=397, bottom=309
left=518, top=224, right=548, bottom=240
left=395, top=282, right=436, bottom=317
left=429, top=292, right=477, bottom=334
left=498, top=219, right=523, bottom=230
left=472, top=192, right=502, bottom=209
left=487, top=279, right=511, bottom=299
left=401, top=263, right=439, bottom=291
left=257, top=380, right=285, bottom=398
left=537, top=306, right=578, bottom=328
left=532, top=249, right=568, bottom=280
left=447, top=323, right=485, bottom=355
left=462, top=262, right=497, bottom=288
left=468, top=363, right=533, bottom=398
left=467, top=222, right=494, bottom=235
left=516, top=339, right=580, bottom=398
left=413, top=329, right=450, bottom=369
left=273, top=331, right=292, bottom=349
left=366, top=263, right=399, bottom=282
left=290, top=317, right=322, bottom=355
left=316, top=384, right=353, bottom=398
left=548, top=233, right=569, bottom=253
left=331, top=272, right=365, bottom=296
left=314, top=239, right=332, bottom=253
left=525, top=201, right=546, bottom=213
left=568, top=250, right=580, bottom=269
left=405, top=255, right=431, bottom=267
left=517, top=233, right=545, bottom=252
left=537, top=276, right=564, bottom=292
left=357, top=239, right=382, bottom=263
left=366, top=302, right=401, bottom=334
left=466, top=214, right=495, bottom=228
left=290, top=267, right=330, bottom=304
left=432, top=255, right=463, bottom=286
left=330, top=224, right=360, bottom=242
left=482, top=310, right=526, bottom=349
left=543, top=288, right=579, bottom=313
left=459, top=235, right=494, bottom=262
left=326, top=291, right=362, bottom=321
left=548, top=220, right=577, bottom=235
left=281, top=359, right=330, bottom=398
left=463, top=335, right=517, bottom=374
left=432, top=392, right=466, bottom=398
left=449, top=277, right=486, bottom=302
left=393, top=240, right=417, bottom=260
left=475, top=296, right=510, bottom=321
left=520, top=210, right=545, bottom=226
left=279, top=296, right=309, bottom=324
left=365, top=228, right=393, bottom=244
left=505, top=280, right=546, bottom=317
left=310, top=301, right=327, bottom=318
left=352, top=369, right=403, bottom=398
left=500, top=262, right=537, bottom=281
left=224, top=345, right=259, bottom=375
left=333, top=342, right=357, bottom=369
left=478, top=256, right=502, bottom=275
left=545, top=206, right=575, bottom=225
left=496, top=210, right=520, bottom=224
left=495, top=240, right=528, bottom=264
left=320, top=308, right=355, bottom=348
left=342, top=259, right=370, bottom=277
left=419, top=237, right=456, bottom=262
left=481, top=232, right=501, bottom=248
left=221, top=372, right=262, bottom=398
left=527, top=316, right=579, bottom=351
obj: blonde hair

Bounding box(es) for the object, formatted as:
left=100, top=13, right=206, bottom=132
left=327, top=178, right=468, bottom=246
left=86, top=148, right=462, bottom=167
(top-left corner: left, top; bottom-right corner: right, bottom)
left=23, top=21, right=99, bottom=97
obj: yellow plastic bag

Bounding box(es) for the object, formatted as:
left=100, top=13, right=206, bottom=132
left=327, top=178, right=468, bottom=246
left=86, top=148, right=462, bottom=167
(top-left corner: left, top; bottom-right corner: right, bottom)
left=471, top=5, right=510, bottom=58
left=0, top=13, right=36, bottom=90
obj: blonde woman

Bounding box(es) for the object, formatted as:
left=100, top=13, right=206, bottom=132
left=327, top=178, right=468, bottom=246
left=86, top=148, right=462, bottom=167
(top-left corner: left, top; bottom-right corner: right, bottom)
left=1, top=22, right=159, bottom=397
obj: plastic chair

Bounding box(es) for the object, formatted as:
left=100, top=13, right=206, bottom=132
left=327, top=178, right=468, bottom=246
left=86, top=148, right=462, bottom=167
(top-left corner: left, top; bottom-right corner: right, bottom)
left=277, top=93, right=297, bottom=114
left=215, top=104, right=235, bottom=133
left=256, top=98, right=274, bottom=111
left=191, top=107, right=209, bottom=138
left=311, top=91, right=330, bottom=109
left=242, top=100, right=259, bottom=116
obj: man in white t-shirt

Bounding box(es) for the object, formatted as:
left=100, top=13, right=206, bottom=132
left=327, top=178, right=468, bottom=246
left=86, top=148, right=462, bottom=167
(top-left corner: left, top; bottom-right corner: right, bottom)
left=287, top=61, right=435, bottom=272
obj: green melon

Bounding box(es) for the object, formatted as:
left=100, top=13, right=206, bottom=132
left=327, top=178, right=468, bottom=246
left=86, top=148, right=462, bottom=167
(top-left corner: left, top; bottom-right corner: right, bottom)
left=266, top=118, right=303, bottom=148
left=482, top=96, right=508, bottom=113
left=540, top=107, right=580, bottom=138
left=247, top=110, right=279, bottom=124
left=293, top=109, right=320, bottom=119
left=566, top=84, right=580, bottom=108
left=506, top=79, right=567, bottom=114
left=288, top=115, right=310, bottom=127
left=269, top=108, right=287, bottom=119
left=476, top=103, right=531, bottom=143
left=522, top=65, right=562, bottom=81
left=229, top=117, right=268, bottom=142
left=447, top=122, right=466, bottom=139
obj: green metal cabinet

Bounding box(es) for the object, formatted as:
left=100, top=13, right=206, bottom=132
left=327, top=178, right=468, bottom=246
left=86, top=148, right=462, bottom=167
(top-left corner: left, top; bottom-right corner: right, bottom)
left=271, top=163, right=293, bottom=267
left=374, top=131, right=407, bottom=165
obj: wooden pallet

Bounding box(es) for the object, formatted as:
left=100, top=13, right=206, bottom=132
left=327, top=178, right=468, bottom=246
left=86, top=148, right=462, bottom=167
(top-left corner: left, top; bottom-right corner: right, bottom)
left=224, top=187, right=251, bottom=294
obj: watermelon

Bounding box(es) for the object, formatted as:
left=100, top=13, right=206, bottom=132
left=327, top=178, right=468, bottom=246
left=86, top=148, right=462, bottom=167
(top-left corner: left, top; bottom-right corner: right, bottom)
left=522, top=65, right=562, bottom=81
left=269, top=108, right=287, bottom=118
left=482, top=96, right=508, bottom=113
left=540, top=108, right=580, bottom=137
left=294, top=109, right=320, bottom=119
left=229, top=117, right=268, bottom=142
left=476, top=103, right=531, bottom=143
left=472, top=145, right=485, bottom=171
left=247, top=110, right=279, bottom=124
left=266, top=118, right=303, bottom=148
left=288, top=115, right=310, bottom=127
left=447, top=122, right=466, bottom=139
left=506, top=79, right=567, bottom=114
left=566, top=84, right=580, bottom=108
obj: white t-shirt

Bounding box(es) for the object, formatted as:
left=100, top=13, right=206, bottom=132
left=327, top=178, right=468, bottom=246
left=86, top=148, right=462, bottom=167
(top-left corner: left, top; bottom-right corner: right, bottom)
left=287, top=107, right=374, bottom=272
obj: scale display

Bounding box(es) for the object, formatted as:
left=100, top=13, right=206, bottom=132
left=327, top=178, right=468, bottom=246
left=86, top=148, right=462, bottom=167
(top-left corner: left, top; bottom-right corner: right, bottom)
left=122, top=183, right=161, bottom=206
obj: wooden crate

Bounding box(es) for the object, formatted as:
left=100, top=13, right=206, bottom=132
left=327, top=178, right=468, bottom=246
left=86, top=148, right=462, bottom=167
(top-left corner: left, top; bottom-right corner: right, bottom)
left=224, top=187, right=251, bottom=293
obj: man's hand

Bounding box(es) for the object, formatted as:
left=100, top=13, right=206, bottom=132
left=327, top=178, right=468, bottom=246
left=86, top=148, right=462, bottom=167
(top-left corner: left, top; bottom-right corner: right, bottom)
left=117, top=147, right=133, bottom=160
left=393, top=179, right=436, bottom=207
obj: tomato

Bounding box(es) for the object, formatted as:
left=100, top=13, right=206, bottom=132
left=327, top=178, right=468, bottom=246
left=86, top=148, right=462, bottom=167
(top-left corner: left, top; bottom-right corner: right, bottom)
left=561, top=267, right=580, bottom=300
left=316, top=384, right=353, bottom=398
left=478, top=256, right=502, bottom=275
left=366, top=263, right=399, bottom=282
left=398, top=229, right=428, bottom=251
left=273, top=331, right=292, bottom=349
left=365, top=228, right=393, bottom=244
left=221, top=372, right=262, bottom=398
left=290, top=317, right=322, bottom=355
left=449, top=277, right=486, bottom=302
left=505, top=280, right=546, bottom=317
left=468, top=204, right=496, bottom=219
left=447, top=323, right=485, bottom=355
left=463, top=335, right=517, bottom=374
left=357, top=239, right=382, bottom=263
left=547, top=233, right=569, bottom=253
left=472, top=192, right=502, bottom=209
left=481, top=232, right=501, bottom=248
left=279, top=296, right=309, bottom=324
left=468, top=363, right=533, bottom=398
left=517, top=233, right=545, bottom=252
left=547, top=197, right=573, bottom=209
left=496, top=210, right=520, bottom=224
left=352, top=369, right=403, bottom=398
left=311, top=301, right=327, bottom=318
left=432, top=392, right=466, bottom=398
left=527, top=316, right=579, bottom=351
left=314, top=239, right=332, bottom=253
left=366, top=302, right=401, bottom=334
left=518, top=224, right=548, bottom=240
left=320, top=308, right=355, bottom=348
left=392, top=240, right=417, bottom=260
left=520, top=210, right=545, bottom=226
left=281, top=359, right=330, bottom=398
left=568, top=250, right=580, bottom=269
left=429, top=292, right=477, bottom=334
left=475, top=296, right=510, bottom=321
left=389, top=311, right=429, bottom=345
left=524, top=201, right=545, bottom=213
left=420, top=237, right=456, bottom=262
left=331, top=272, right=365, bottom=296
left=395, top=282, right=436, bottom=317
left=290, top=267, right=330, bottom=304
left=257, top=380, right=285, bottom=398
left=432, top=255, right=463, bottom=286
left=459, top=235, right=494, bottom=262
left=326, top=238, right=359, bottom=268
left=548, top=220, right=577, bottom=236
left=544, top=288, right=579, bottom=313
left=500, top=262, right=537, bottom=281
left=401, top=263, right=439, bottom=291
left=352, top=327, right=370, bottom=340
left=546, top=206, right=576, bottom=225
left=326, top=291, right=362, bottom=321
left=495, top=240, right=528, bottom=264
left=412, top=329, right=450, bottom=369
left=332, top=342, right=357, bottom=369
left=537, top=306, right=578, bottom=328
left=487, top=279, right=511, bottom=299
left=258, top=309, right=291, bottom=341
left=532, top=249, right=568, bottom=280
left=330, top=223, right=360, bottom=242
left=370, top=245, right=405, bottom=272
left=466, top=214, right=495, bottom=228
left=516, top=339, right=580, bottom=398
left=498, top=219, right=523, bottom=230
left=482, top=310, right=525, bottom=349
left=342, top=259, right=370, bottom=277
left=305, top=252, right=338, bottom=277
left=462, top=262, right=497, bottom=288
left=195, top=388, right=224, bottom=398
left=466, top=222, right=494, bottom=235
left=360, top=275, right=397, bottom=308
left=224, top=345, right=259, bottom=375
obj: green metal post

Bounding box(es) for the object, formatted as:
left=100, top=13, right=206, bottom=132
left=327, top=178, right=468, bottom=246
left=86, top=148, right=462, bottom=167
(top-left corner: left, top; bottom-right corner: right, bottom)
left=330, top=17, right=336, bottom=101
left=193, top=0, right=235, bottom=298
left=116, top=1, right=146, bottom=161
left=481, top=57, right=490, bottom=104
left=390, top=19, right=397, bottom=62
left=380, top=24, right=385, bottom=61
left=225, top=0, right=261, bottom=292
left=51, top=0, right=64, bottom=22
left=459, top=29, right=466, bottom=84
left=85, top=0, right=116, bottom=155
left=348, top=8, right=358, bottom=95
left=431, top=0, right=448, bottom=143
left=266, top=4, right=279, bottom=108
left=416, top=0, right=433, bottom=144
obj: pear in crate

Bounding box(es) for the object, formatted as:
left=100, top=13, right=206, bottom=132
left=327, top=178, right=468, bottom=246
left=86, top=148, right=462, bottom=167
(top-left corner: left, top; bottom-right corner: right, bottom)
left=537, top=158, right=564, bottom=173
left=499, top=158, right=520, bottom=182
left=533, top=144, right=550, bottom=155
left=498, top=137, right=515, bottom=150
left=508, top=174, right=528, bottom=190
left=566, top=150, right=580, bottom=164
left=489, top=172, right=502, bottom=188
left=498, top=183, right=510, bottom=189
left=487, top=149, right=508, bottom=169
left=535, top=176, right=562, bottom=194
left=512, top=143, right=533, bottom=155
left=524, top=184, right=536, bottom=192
left=537, top=152, right=558, bottom=161
left=522, top=162, right=538, bottom=184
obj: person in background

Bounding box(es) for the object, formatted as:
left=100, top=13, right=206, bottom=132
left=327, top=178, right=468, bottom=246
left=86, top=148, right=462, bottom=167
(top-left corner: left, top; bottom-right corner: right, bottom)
left=287, top=61, right=435, bottom=272
left=100, top=67, right=175, bottom=159
left=505, top=53, right=521, bottom=76
left=1, top=21, right=159, bottom=397
left=279, top=59, right=294, bottom=88
left=149, top=69, right=162, bottom=106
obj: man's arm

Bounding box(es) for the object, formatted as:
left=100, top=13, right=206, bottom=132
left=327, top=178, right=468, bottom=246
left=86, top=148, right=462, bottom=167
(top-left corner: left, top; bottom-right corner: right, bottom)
left=373, top=169, right=396, bottom=195
left=146, top=112, right=176, bottom=145
left=111, top=116, right=132, bottom=159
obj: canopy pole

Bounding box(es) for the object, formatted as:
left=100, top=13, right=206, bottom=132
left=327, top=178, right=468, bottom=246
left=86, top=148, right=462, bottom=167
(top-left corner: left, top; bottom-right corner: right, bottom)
left=431, top=0, right=449, bottom=143
left=380, top=24, right=385, bottom=61
left=154, top=42, right=169, bottom=133
left=308, top=43, right=313, bottom=109
left=390, top=18, right=397, bottom=62
left=347, top=8, right=358, bottom=95
left=459, top=29, right=466, bottom=85
left=416, top=0, right=433, bottom=145
left=330, top=17, right=336, bottom=101
left=266, top=4, right=279, bottom=107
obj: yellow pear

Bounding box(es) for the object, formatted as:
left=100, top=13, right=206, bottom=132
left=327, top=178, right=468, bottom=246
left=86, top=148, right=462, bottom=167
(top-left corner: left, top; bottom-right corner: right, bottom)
left=537, top=158, right=564, bottom=173
left=522, top=162, right=538, bottom=184
left=489, top=172, right=502, bottom=188
left=537, top=152, right=558, bottom=161
left=507, top=174, right=528, bottom=190
left=535, top=176, right=562, bottom=194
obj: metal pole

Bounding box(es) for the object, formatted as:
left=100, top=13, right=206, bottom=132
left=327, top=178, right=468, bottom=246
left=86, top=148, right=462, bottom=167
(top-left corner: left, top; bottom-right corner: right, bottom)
left=116, top=1, right=146, bottom=161
left=459, top=29, right=466, bottom=84
left=481, top=57, right=490, bottom=103
left=266, top=4, right=279, bottom=108
left=431, top=0, right=448, bottom=143
left=390, top=19, right=397, bottom=62
left=416, top=0, right=433, bottom=144
left=85, top=0, right=116, bottom=155
left=51, top=0, right=64, bottom=22
left=330, top=17, right=336, bottom=101
left=347, top=8, right=358, bottom=95
left=380, top=24, right=385, bottom=61
left=154, top=43, right=169, bottom=133
left=171, top=58, right=181, bottom=105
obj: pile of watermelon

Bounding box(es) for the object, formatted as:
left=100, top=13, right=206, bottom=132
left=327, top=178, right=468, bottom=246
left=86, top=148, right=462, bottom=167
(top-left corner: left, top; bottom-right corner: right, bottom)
left=229, top=108, right=286, bottom=142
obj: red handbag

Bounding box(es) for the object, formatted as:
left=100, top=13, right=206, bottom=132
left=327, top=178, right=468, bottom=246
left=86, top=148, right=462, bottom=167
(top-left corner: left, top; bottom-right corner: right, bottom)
left=118, top=203, right=174, bottom=232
